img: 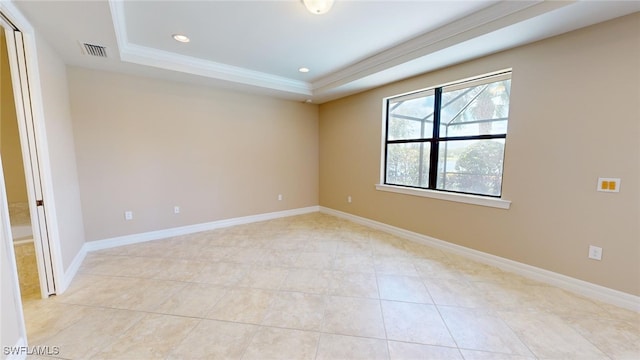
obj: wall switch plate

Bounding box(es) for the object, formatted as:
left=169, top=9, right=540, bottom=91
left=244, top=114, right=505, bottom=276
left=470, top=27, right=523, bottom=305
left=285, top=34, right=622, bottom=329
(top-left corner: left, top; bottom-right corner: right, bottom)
left=588, top=245, right=602, bottom=260
left=174, top=206, right=180, bottom=214
left=597, top=178, right=620, bottom=192
left=124, top=211, right=133, bottom=221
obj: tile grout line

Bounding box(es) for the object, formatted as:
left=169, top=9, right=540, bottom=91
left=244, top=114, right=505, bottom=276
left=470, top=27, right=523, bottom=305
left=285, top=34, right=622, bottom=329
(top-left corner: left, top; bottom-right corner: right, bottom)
left=372, top=243, right=393, bottom=360
left=29, top=213, right=636, bottom=359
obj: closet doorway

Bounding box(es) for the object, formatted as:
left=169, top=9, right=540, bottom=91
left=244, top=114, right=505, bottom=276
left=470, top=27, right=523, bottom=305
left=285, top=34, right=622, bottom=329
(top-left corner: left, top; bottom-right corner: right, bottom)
left=0, top=13, right=56, bottom=299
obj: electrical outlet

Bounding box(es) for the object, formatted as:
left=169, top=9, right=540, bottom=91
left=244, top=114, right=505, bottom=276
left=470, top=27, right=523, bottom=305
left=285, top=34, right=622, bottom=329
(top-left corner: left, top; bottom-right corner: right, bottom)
left=588, top=245, right=602, bottom=261
left=597, top=178, right=620, bottom=192
left=347, top=195, right=352, bottom=203
left=278, top=194, right=283, bottom=201
left=124, top=211, right=133, bottom=221
left=174, top=206, right=180, bottom=214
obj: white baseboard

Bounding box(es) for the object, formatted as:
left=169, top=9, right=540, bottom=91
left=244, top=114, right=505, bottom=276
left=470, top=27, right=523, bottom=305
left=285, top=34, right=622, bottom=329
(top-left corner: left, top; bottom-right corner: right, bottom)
left=5, top=337, right=27, bottom=360
left=58, top=204, right=638, bottom=312
left=57, top=206, right=318, bottom=294
left=60, top=244, right=87, bottom=294
left=319, top=206, right=640, bottom=312
left=83, top=206, right=320, bottom=254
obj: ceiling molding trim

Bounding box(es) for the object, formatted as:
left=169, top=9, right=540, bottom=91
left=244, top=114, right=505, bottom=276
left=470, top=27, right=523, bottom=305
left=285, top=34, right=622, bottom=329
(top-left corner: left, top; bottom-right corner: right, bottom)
left=311, top=0, right=570, bottom=93
left=120, top=43, right=313, bottom=95
left=108, top=0, right=127, bottom=60
left=107, top=0, right=577, bottom=101
left=108, top=0, right=312, bottom=96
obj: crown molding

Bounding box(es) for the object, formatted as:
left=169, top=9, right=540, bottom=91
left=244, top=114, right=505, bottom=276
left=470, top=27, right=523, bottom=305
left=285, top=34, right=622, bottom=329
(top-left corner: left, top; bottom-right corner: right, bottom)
left=120, top=43, right=313, bottom=95
left=107, top=0, right=599, bottom=103
left=310, top=0, right=572, bottom=94
left=108, top=0, right=312, bottom=96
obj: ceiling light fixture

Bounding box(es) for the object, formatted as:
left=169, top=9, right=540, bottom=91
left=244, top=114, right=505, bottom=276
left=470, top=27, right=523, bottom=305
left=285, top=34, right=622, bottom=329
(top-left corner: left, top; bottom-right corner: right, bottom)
left=172, top=34, right=190, bottom=43
left=298, top=67, right=310, bottom=73
left=302, top=0, right=334, bottom=15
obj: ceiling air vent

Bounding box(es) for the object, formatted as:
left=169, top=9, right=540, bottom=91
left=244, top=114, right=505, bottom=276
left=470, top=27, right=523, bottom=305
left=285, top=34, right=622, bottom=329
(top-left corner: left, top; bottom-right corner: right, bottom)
left=81, top=43, right=108, bottom=58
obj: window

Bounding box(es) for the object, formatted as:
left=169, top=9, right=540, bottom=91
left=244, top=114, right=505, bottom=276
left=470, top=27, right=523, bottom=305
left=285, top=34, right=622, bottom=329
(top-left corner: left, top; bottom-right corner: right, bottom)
left=383, top=71, right=511, bottom=197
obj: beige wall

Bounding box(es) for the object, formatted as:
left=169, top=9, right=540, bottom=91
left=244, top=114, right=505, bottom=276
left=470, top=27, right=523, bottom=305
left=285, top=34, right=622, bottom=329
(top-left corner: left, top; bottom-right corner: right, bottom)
left=0, top=30, right=28, bottom=205
left=68, top=68, right=319, bottom=242
left=35, top=33, right=86, bottom=270
left=319, top=13, right=640, bottom=296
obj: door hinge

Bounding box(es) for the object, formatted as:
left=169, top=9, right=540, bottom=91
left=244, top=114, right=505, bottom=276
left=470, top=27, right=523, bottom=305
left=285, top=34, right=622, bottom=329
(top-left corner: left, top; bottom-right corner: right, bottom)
left=36, top=199, right=44, bottom=206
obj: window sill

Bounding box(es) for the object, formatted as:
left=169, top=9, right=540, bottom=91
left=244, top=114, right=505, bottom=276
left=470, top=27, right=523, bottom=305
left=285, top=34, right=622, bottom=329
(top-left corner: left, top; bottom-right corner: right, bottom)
left=375, top=184, right=511, bottom=209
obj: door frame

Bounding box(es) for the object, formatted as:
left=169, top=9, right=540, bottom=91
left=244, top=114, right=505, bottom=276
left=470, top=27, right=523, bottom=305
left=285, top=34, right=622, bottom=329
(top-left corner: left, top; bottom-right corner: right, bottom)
left=1, top=2, right=64, bottom=297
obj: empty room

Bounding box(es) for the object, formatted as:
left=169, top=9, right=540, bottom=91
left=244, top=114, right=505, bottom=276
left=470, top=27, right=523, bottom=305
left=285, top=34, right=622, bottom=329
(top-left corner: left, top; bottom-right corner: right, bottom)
left=0, top=1, right=638, bottom=359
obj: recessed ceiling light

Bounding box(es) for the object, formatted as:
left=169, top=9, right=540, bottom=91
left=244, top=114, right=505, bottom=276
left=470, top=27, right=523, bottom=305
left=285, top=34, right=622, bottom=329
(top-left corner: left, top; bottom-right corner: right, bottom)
left=172, top=34, right=190, bottom=43
left=298, top=67, right=310, bottom=73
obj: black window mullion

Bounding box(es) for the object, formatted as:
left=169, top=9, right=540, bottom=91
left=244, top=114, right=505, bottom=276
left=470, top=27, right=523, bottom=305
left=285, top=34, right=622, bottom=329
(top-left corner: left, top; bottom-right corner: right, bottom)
left=439, top=134, right=506, bottom=142
left=387, top=134, right=505, bottom=145
left=387, top=138, right=432, bottom=144
left=384, top=99, right=390, bottom=184
left=428, top=87, right=442, bottom=189
left=418, top=112, right=427, bottom=187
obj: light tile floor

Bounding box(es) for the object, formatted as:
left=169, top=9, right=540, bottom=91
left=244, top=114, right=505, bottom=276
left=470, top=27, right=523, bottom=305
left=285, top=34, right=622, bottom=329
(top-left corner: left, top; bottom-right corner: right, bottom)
left=23, top=213, right=640, bottom=359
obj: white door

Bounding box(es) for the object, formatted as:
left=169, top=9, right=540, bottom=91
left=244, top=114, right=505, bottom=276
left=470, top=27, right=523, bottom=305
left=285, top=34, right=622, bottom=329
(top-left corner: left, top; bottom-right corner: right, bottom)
left=1, top=21, right=56, bottom=296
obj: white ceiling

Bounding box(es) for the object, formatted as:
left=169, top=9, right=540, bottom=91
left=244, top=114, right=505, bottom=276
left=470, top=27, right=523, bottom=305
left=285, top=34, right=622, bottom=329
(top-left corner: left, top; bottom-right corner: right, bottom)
left=11, top=0, right=640, bottom=103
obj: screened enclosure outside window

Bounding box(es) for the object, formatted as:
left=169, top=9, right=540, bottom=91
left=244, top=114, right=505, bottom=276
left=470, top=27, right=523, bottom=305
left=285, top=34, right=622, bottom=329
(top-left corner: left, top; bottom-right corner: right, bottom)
left=384, top=72, right=511, bottom=197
